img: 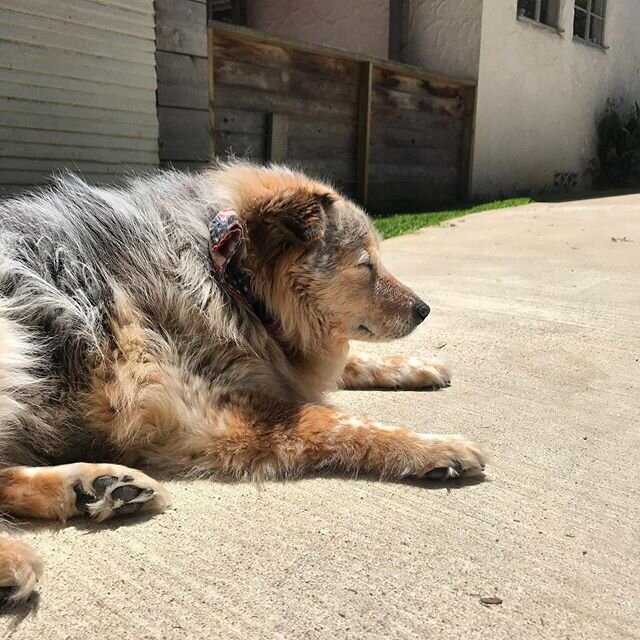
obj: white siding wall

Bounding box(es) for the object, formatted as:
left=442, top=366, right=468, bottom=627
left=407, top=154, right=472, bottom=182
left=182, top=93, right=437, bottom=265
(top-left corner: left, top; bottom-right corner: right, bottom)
left=0, top=0, right=158, bottom=194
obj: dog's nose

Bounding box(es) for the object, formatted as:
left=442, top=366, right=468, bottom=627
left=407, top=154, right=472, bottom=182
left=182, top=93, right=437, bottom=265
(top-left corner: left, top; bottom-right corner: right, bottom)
left=413, top=300, right=431, bottom=323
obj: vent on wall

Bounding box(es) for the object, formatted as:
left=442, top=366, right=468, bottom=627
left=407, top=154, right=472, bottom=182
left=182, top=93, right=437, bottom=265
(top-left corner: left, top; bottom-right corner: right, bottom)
left=208, top=0, right=246, bottom=25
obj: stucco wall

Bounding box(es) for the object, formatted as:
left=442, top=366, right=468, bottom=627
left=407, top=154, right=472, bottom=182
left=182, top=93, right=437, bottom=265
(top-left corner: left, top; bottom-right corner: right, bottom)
left=404, top=0, right=482, bottom=82
left=247, top=0, right=390, bottom=59
left=471, top=0, right=640, bottom=198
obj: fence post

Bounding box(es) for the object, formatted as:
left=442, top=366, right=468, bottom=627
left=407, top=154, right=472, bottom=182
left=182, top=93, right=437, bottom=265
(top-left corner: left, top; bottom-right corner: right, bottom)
left=356, top=61, right=373, bottom=207
left=267, top=113, right=289, bottom=163
left=207, top=25, right=216, bottom=159
left=459, top=86, right=476, bottom=201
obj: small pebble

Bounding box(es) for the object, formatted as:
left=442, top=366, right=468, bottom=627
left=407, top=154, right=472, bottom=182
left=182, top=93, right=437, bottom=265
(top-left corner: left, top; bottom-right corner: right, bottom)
left=480, top=596, right=503, bottom=606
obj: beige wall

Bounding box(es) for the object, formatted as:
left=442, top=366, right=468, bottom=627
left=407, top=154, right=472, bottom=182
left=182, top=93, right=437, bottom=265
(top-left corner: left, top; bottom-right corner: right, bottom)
left=404, top=0, right=482, bottom=82
left=247, top=0, right=390, bottom=59
left=471, top=0, right=640, bottom=198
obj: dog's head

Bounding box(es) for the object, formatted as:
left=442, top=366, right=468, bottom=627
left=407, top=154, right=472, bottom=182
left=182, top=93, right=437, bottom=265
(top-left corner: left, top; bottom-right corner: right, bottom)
left=214, top=163, right=430, bottom=346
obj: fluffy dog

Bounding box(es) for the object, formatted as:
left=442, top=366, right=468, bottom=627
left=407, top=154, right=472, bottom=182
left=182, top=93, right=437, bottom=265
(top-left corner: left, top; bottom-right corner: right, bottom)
left=0, top=162, right=485, bottom=601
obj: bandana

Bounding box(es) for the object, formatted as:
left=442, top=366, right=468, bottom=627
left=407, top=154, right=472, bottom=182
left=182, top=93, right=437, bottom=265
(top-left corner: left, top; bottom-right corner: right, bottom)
left=208, top=209, right=281, bottom=338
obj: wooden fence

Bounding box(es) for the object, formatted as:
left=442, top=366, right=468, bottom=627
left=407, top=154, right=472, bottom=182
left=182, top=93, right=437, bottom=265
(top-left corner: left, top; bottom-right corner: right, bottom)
left=208, top=23, right=475, bottom=213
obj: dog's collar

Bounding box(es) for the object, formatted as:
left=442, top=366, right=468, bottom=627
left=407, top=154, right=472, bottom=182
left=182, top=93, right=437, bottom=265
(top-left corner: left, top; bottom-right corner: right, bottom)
left=208, top=209, right=282, bottom=338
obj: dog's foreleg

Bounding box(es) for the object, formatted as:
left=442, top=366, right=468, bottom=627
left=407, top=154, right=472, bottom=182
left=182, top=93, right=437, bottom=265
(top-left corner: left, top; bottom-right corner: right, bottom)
left=0, top=463, right=171, bottom=523
left=340, top=353, right=451, bottom=390
left=190, top=396, right=484, bottom=480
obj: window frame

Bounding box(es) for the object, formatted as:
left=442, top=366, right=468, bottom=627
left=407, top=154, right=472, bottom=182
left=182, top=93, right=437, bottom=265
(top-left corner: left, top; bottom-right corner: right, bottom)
left=573, top=0, right=608, bottom=47
left=516, top=0, right=561, bottom=28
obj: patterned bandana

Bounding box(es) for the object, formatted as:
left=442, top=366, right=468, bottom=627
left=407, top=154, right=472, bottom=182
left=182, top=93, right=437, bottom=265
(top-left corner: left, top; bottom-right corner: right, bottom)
left=208, top=209, right=281, bottom=338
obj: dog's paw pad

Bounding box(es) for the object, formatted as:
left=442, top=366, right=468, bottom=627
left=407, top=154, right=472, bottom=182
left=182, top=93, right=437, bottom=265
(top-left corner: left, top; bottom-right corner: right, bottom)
left=425, top=459, right=464, bottom=480
left=72, top=467, right=170, bottom=521
left=416, top=435, right=486, bottom=481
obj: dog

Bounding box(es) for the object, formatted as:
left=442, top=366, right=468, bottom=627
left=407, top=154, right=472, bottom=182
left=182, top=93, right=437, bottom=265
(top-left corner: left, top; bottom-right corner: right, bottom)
left=0, top=161, right=485, bottom=601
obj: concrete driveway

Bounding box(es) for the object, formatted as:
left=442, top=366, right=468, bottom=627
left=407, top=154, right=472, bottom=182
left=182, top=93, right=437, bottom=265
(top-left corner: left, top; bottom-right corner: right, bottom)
left=2, top=195, right=639, bottom=639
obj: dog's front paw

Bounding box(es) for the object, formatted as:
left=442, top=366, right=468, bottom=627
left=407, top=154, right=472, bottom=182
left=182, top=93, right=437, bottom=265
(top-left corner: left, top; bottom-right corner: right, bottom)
left=416, top=434, right=486, bottom=480
left=404, top=357, right=451, bottom=389
left=69, top=463, right=171, bottom=522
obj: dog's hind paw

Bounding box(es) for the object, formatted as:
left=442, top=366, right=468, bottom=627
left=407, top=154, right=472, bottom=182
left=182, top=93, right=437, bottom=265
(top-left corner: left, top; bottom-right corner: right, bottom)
left=70, top=464, right=171, bottom=522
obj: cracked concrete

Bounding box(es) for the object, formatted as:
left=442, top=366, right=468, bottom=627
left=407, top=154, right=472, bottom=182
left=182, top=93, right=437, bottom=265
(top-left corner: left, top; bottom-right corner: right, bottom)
left=1, top=195, right=639, bottom=639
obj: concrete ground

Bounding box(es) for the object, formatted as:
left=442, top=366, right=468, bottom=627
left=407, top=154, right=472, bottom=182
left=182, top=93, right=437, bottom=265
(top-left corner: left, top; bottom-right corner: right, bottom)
left=2, top=195, right=639, bottom=639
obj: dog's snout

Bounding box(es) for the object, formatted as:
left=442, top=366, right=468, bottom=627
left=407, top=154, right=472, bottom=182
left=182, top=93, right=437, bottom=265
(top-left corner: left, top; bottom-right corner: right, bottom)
left=413, top=300, right=431, bottom=323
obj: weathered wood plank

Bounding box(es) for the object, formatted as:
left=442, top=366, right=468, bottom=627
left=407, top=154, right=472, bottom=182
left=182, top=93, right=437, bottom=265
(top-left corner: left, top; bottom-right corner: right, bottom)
left=158, top=107, right=208, bottom=162
left=156, top=0, right=207, bottom=57
left=214, top=108, right=266, bottom=135
left=291, top=158, right=354, bottom=183
left=287, top=116, right=354, bottom=139
left=373, top=67, right=466, bottom=100
left=213, top=31, right=359, bottom=83
left=371, top=103, right=463, bottom=132
left=371, top=123, right=463, bottom=150
left=157, top=51, right=207, bottom=109
left=214, top=84, right=356, bottom=119
left=458, top=86, right=476, bottom=200
left=207, top=26, right=215, bottom=157
left=368, top=146, right=458, bottom=167
left=287, top=135, right=356, bottom=161
left=267, top=113, right=288, bottom=163
left=356, top=62, right=373, bottom=206
left=369, top=164, right=458, bottom=182
left=372, top=86, right=465, bottom=117
left=211, top=22, right=475, bottom=87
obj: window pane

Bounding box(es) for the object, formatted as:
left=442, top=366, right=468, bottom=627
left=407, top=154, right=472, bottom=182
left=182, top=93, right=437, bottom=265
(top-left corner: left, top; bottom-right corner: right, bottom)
left=539, top=0, right=556, bottom=26
left=517, top=0, right=536, bottom=19
left=574, top=8, right=587, bottom=38
left=575, top=0, right=588, bottom=9
left=590, top=16, right=604, bottom=44
left=591, top=0, right=606, bottom=18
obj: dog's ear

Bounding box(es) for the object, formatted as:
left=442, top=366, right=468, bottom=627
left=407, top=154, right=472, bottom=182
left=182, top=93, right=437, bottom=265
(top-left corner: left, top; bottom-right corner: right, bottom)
left=246, top=189, right=336, bottom=245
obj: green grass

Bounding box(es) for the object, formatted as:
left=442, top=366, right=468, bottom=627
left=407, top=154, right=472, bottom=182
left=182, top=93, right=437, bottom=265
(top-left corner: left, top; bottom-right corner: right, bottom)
left=373, top=198, right=534, bottom=239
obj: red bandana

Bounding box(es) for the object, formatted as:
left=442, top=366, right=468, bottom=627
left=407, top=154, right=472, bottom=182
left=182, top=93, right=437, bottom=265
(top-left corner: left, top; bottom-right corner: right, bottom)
left=208, top=209, right=281, bottom=338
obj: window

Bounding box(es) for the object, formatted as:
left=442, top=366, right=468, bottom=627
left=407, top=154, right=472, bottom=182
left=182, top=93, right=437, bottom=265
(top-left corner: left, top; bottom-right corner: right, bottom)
left=573, top=0, right=607, bottom=46
left=517, top=0, right=560, bottom=27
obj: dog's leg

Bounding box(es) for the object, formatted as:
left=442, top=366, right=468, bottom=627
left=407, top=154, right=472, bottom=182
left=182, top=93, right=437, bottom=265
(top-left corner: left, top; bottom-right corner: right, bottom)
left=0, top=536, right=43, bottom=603
left=188, top=395, right=484, bottom=480
left=0, top=463, right=171, bottom=523
left=340, top=353, right=451, bottom=390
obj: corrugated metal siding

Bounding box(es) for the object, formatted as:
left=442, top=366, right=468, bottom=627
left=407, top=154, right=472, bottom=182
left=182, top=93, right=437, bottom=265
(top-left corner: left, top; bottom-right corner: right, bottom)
left=0, top=0, right=158, bottom=194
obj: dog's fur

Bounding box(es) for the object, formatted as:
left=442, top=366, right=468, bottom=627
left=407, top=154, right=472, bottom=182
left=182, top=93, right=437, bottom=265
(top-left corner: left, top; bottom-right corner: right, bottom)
left=0, top=162, right=485, bottom=601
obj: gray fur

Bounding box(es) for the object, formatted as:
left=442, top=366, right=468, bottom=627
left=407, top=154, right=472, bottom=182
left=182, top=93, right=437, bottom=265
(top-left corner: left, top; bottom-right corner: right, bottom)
left=0, top=169, right=234, bottom=465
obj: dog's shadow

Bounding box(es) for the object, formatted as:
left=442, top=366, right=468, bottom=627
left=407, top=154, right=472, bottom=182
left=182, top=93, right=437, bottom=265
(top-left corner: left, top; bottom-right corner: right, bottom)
left=0, top=590, right=40, bottom=624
